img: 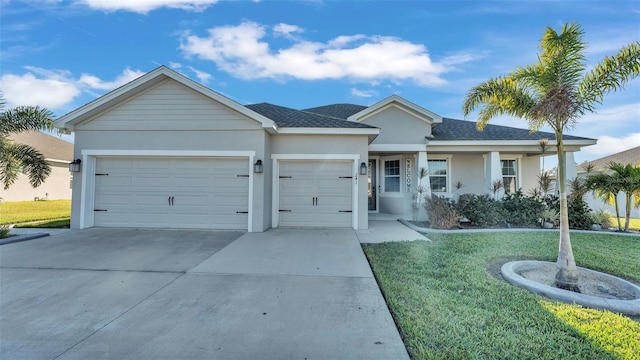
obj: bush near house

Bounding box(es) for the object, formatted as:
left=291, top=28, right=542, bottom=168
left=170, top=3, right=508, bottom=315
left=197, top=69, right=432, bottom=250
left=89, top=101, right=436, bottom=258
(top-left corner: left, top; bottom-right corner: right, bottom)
left=424, top=191, right=598, bottom=230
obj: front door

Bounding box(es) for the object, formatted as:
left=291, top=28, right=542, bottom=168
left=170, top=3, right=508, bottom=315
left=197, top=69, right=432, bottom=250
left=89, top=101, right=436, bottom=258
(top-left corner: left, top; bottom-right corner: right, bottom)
left=368, top=159, right=377, bottom=211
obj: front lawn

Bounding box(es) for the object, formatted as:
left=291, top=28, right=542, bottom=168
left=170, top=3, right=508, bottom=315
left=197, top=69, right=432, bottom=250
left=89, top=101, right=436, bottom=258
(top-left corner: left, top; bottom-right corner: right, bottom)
left=363, top=232, right=640, bottom=360
left=0, top=200, right=71, bottom=225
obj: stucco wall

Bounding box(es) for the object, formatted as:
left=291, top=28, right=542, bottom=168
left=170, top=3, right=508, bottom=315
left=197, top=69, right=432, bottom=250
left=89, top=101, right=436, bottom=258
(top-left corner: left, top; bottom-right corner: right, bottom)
left=363, top=106, right=431, bottom=144
left=70, top=129, right=268, bottom=230
left=271, top=134, right=370, bottom=229
left=0, top=162, right=71, bottom=202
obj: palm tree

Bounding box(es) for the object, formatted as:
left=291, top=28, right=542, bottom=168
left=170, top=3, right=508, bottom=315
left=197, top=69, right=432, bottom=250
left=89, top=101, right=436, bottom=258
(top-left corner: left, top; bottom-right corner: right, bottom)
left=0, top=97, right=56, bottom=190
left=608, top=162, right=640, bottom=232
left=586, top=167, right=622, bottom=230
left=462, top=23, right=640, bottom=291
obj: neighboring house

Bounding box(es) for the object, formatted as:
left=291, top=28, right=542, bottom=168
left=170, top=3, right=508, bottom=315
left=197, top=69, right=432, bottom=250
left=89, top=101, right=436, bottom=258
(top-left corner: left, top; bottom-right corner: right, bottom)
left=54, top=66, right=596, bottom=231
left=0, top=131, right=73, bottom=202
left=577, top=146, right=640, bottom=219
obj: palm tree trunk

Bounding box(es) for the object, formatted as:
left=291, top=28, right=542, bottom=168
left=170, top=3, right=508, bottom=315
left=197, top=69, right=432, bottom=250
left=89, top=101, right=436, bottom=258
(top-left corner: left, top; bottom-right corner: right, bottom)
left=554, top=134, right=579, bottom=291
left=625, top=193, right=631, bottom=232
left=614, top=196, right=622, bottom=231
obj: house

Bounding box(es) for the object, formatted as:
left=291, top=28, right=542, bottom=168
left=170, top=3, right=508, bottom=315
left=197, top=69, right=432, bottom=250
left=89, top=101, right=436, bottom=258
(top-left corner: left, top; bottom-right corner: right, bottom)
left=54, top=66, right=596, bottom=231
left=0, top=131, right=73, bottom=202
left=577, top=146, right=640, bottom=218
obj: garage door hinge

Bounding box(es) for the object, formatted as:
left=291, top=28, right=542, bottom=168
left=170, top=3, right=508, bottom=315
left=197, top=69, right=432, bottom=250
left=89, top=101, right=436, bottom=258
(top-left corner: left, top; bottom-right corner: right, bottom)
left=94, top=209, right=108, bottom=212
left=279, top=209, right=292, bottom=212
left=95, top=173, right=109, bottom=176
left=236, top=175, right=249, bottom=178
left=279, top=176, right=292, bottom=178
left=339, top=210, right=352, bottom=213
left=339, top=176, right=353, bottom=179
left=236, top=211, right=249, bottom=214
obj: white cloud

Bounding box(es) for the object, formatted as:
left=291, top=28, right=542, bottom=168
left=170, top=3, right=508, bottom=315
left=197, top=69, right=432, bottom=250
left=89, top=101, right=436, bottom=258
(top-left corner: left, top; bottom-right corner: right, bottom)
left=582, top=133, right=640, bottom=157
left=180, top=21, right=461, bottom=86
left=350, top=88, right=378, bottom=98
left=78, top=0, right=218, bottom=13
left=0, top=66, right=145, bottom=110
left=169, top=61, right=183, bottom=69
left=273, top=23, right=303, bottom=39
left=78, top=67, right=145, bottom=90
left=0, top=72, right=80, bottom=109
left=187, top=66, right=212, bottom=84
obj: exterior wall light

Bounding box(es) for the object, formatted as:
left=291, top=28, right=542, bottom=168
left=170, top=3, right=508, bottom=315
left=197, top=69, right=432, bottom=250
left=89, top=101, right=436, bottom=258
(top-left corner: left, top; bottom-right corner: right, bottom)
left=254, top=159, right=263, bottom=173
left=69, top=159, right=82, bottom=172
left=359, top=162, right=368, bottom=175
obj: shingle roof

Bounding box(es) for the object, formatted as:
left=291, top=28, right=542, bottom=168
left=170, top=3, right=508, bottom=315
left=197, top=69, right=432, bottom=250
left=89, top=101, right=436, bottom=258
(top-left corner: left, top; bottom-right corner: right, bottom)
left=246, top=103, right=376, bottom=129
left=578, top=146, right=640, bottom=172
left=302, top=104, right=368, bottom=119
left=430, top=118, right=592, bottom=141
left=247, top=101, right=595, bottom=142
left=8, top=131, right=73, bottom=161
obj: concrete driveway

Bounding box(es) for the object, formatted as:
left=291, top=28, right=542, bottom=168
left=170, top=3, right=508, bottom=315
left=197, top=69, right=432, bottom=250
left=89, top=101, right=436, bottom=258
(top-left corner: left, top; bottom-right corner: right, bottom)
left=0, top=228, right=409, bottom=359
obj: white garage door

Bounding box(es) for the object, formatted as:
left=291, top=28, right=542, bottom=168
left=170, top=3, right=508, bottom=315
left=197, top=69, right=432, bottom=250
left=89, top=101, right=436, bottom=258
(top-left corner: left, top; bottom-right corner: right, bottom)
left=94, top=157, right=249, bottom=229
left=278, top=160, right=353, bottom=228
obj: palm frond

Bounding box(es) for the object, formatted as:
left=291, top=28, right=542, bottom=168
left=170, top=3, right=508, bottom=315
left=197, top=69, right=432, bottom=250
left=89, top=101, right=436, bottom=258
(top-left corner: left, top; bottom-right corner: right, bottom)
left=579, top=41, right=640, bottom=112
left=0, top=105, right=55, bottom=135
left=1, top=142, right=51, bottom=189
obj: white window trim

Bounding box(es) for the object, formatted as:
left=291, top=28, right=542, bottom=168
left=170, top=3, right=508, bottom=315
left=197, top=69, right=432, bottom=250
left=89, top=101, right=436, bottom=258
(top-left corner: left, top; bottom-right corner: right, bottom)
left=427, top=155, right=453, bottom=196
left=381, top=156, right=403, bottom=197
left=500, top=155, right=523, bottom=193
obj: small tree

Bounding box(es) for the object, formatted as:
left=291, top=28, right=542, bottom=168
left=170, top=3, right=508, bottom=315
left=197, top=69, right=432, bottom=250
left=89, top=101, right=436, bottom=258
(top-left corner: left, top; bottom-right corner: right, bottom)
left=462, top=23, right=640, bottom=290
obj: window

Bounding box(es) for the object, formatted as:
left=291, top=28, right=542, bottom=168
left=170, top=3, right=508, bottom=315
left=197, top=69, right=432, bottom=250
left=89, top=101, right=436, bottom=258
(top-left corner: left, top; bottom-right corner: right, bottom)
left=428, top=159, right=448, bottom=193
left=384, top=160, right=400, bottom=192
left=501, top=159, right=517, bottom=193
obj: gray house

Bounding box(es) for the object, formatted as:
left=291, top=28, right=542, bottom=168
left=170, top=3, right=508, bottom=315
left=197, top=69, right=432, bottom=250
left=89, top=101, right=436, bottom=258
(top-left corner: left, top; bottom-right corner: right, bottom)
left=55, top=66, right=596, bottom=231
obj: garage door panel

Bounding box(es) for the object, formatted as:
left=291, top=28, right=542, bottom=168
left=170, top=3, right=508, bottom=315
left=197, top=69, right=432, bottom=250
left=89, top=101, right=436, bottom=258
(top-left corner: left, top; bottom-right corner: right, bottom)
left=94, top=157, right=249, bottom=230
left=278, top=160, right=353, bottom=228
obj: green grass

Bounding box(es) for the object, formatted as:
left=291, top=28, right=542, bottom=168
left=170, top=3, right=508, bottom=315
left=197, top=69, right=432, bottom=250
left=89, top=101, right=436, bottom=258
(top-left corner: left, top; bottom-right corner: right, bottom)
left=612, top=217, right=640, bottom=231
left=0, top=200, right=71, bottom=225
left=14, top=218, right=71, bottom=228
left=363, top=232, right=640, bottom=360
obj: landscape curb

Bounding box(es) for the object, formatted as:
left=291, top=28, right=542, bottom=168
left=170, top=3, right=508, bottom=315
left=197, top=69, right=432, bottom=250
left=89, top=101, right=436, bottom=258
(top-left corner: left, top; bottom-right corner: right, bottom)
left=501, top=260, right=640, bottom=316
left=0, top=232, right=49, bottom=246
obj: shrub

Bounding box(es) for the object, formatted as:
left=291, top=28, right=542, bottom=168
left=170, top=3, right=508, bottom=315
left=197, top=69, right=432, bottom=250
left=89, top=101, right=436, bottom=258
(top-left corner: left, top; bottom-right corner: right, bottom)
left=0, top=225, right=10, bottom=239
left=568, top=198, right=592, bottom=230
left=456, top=194, right=506, bottom=227
left=424, top=195, right=460, bottom=229
left=501, top=190, right=546, bottom=227
left=590, top=209, right=614, bottom=229
left=540, top=194, right=593, bottom=230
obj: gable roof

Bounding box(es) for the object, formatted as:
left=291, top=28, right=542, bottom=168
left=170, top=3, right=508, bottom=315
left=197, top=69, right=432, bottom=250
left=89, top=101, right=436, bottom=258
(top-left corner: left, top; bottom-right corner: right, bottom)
left=246, top=103, right=376, bottom=129
left=347, top=94, right=443, bottom=124
left=578, top=146, right=640, bottom=172
left=54, top=66, right=276, bottom=133
left=9, top=131, right=73, bottom=163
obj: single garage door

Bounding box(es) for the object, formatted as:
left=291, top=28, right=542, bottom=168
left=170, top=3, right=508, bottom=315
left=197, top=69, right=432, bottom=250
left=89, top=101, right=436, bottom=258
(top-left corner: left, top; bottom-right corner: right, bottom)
left=278, top=160, right=353, bottom=228
left=94, top=157, right=249, bottom=229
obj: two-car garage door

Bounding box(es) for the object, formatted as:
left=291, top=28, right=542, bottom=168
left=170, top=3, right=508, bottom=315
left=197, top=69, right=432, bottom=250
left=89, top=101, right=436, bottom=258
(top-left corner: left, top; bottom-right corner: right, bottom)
left=93, top=157, right=249, bottom=229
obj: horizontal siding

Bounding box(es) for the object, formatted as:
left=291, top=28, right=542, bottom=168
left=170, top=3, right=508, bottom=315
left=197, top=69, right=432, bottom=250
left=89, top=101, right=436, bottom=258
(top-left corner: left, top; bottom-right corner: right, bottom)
left=79, top=79, right=261, bottom=131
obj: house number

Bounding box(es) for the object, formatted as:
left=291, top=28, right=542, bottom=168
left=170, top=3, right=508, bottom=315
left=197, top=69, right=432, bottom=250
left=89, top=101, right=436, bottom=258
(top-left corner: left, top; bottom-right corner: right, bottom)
left=406, top=159, right=412, bottom=193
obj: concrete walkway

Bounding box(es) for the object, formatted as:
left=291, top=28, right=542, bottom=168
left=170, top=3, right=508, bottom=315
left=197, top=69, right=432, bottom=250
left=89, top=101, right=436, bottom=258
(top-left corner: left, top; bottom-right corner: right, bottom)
left=0, top=227, right=410, bottom=360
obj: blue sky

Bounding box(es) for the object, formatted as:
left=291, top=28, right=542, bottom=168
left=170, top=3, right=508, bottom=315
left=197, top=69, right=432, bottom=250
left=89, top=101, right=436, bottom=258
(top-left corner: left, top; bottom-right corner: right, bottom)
left=1, top=0, right=639, bottom=166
